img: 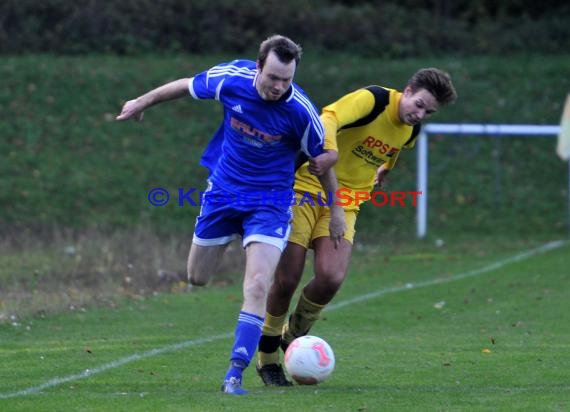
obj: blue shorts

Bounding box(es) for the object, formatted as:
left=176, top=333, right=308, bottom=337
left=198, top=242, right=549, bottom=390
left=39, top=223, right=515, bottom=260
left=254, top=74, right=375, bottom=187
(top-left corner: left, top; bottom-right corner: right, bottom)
left=192, top=182, right=293, bottom=251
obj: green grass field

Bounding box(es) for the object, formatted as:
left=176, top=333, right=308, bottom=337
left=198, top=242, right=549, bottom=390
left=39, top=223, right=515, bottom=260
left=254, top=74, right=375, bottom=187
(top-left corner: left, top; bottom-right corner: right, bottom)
left=1, top=236, right=568, bottom=411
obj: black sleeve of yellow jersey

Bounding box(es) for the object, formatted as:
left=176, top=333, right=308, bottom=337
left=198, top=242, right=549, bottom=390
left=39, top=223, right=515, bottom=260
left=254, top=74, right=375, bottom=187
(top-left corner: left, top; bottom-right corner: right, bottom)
left=339, top=86, right=390, bottom=130
left=404, top=123, right=422, bottom=147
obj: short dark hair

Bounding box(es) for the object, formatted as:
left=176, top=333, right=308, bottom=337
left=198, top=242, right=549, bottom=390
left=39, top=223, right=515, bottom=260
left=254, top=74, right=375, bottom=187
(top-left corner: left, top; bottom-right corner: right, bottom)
left=257, top=34, right=303, bottom=69
left=408, top=68, right=457, bottom=106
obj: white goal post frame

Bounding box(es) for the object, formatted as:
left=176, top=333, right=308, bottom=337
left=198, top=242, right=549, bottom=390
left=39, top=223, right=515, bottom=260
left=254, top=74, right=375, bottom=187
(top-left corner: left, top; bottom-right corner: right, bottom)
left=416, top=123, right=566, bottom=238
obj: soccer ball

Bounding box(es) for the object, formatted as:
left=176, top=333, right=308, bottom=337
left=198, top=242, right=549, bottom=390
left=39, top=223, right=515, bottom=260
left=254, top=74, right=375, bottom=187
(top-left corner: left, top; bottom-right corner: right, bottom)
left=284, top=335, right=335, bottom=385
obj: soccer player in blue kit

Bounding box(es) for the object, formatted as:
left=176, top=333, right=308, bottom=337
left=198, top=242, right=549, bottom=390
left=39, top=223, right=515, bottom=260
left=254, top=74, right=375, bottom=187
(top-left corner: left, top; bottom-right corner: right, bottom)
left=117, top=35, right=345, bottom=395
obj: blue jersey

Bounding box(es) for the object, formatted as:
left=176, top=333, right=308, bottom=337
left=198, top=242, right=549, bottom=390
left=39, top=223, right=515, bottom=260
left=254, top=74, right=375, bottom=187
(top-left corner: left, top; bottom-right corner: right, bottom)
left=189, top=59, right=325, bottom=193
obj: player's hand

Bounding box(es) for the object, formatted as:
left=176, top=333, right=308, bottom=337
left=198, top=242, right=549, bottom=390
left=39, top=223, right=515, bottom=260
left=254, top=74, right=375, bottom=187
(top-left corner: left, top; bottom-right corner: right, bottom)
left=328, top=206, right=346, bottom=249
left=308, top=151, right=338, bottom=176
left=116, top=99, right=145, bottom=122
left=374, top=164, right=389, bottom=188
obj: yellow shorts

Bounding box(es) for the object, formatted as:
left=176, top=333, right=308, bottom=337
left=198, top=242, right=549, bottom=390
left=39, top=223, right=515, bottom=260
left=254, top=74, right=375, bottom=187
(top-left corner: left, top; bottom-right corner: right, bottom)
left=288, top=194, right=357, bottom=249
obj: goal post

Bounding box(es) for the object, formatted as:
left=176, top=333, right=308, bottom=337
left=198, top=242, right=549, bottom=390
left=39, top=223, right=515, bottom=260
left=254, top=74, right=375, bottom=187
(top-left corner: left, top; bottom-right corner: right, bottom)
left=416, top=123, right=564, bottom=238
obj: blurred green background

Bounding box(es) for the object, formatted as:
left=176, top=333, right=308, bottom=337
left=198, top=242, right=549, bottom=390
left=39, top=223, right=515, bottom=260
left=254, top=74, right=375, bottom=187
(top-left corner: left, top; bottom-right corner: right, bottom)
left=1, top=0, right=569, bottom=320
left=1, top=0, right=569, bottom=241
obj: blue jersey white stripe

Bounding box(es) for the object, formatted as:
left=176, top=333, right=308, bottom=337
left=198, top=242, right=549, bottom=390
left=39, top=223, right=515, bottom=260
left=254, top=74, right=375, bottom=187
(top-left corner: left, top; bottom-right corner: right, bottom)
left=207, top=64, right=256, bottom=78
left=293, top=91, right=324, bottom=137
left=207, top=68, right=255, bottom=86
left=190, top=59, right=326, bottom=193
left=214, top=79, right=224, bottom=101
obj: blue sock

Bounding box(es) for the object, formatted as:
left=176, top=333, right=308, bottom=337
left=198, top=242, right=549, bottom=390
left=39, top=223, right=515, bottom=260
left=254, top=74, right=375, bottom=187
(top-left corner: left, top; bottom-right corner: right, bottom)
left=224, top=311, right=264, bottom=383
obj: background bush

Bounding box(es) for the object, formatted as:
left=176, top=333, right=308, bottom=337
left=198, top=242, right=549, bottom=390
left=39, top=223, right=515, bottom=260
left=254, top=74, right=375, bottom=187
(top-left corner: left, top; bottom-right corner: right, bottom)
left=1, top=0, right=568, bottom=57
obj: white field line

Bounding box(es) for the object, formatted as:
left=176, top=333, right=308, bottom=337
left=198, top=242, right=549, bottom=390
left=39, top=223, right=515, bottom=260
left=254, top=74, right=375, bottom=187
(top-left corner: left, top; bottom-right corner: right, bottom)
left=0, top=333, right=233, bottom=400
left=327, top=240, right=566, bottom=311
left=0, top=240, right=566, bottom=400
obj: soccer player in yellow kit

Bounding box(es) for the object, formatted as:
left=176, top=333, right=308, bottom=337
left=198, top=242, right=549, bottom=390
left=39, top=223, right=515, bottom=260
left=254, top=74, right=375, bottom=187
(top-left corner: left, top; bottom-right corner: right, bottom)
left=256, top=68, right=457, bottom=386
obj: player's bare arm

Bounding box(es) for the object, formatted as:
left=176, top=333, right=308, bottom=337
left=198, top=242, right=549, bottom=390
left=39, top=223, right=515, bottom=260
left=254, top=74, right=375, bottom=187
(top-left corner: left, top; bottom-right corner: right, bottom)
left=116, top=78, right=191, bottom=121
left=374, top=164, right=390, bottom=188
left=308, top=150, right=338, bottom=176
left=317, top=168, right=346, bottom=248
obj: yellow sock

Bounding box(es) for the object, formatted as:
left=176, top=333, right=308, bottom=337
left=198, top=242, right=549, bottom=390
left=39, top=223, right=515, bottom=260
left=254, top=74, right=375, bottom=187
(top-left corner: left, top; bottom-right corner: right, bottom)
left=284, top=293, right=325, bottom=343
left=258, top=312, right=287, bottom=366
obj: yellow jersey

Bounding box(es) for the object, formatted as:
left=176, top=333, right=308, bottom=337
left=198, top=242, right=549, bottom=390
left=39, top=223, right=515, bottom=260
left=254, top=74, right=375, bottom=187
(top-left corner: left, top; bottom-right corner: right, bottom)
left=295, top=86, right=420, bottom=211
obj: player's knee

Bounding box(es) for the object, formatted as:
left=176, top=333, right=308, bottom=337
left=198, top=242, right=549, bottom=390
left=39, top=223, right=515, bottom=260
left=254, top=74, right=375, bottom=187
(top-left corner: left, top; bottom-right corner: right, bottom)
left=188, top=275, right=207, bottom=286
left=276, top=275, right=301, bottom=296
left=188, top=274, right=207, bottom=286
left=187, top=264, right=208, bottom=286
left=318, top=269, right=346, bottom=293
left=245, top=271, right=272, bottom=301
